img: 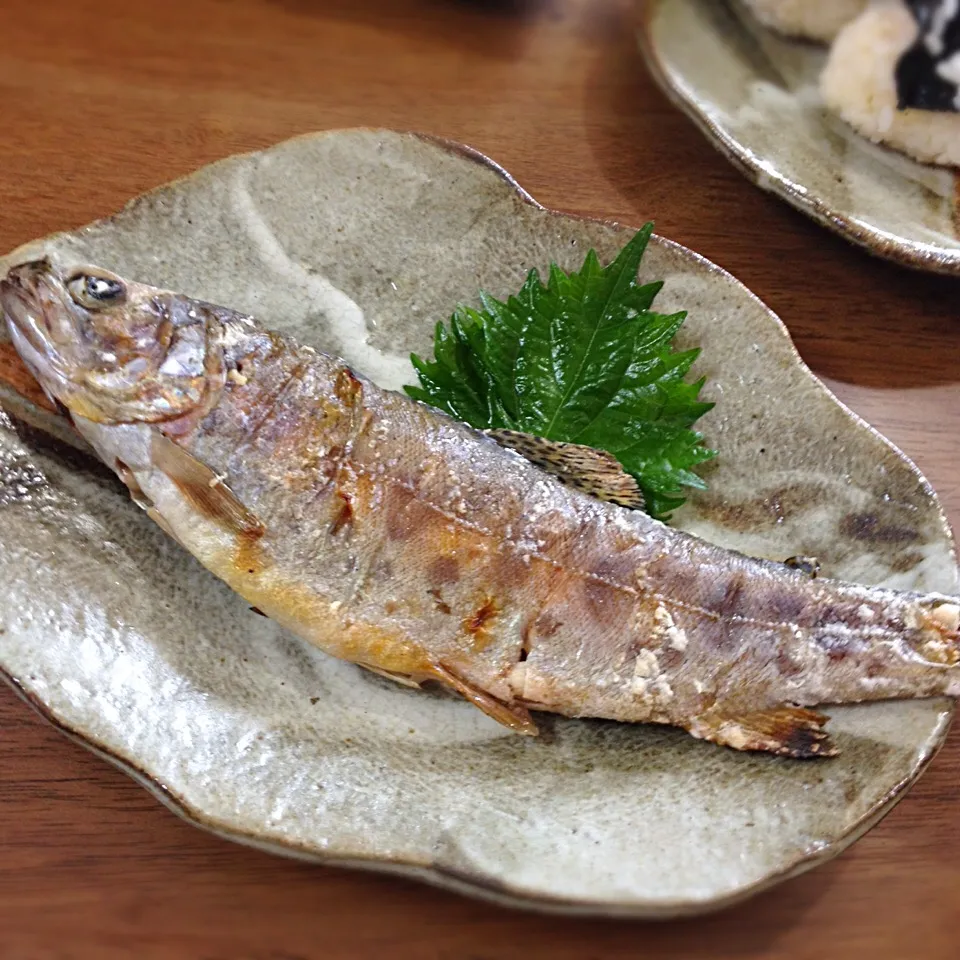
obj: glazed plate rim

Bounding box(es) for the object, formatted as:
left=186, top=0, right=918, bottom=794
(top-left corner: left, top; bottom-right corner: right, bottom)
left=637, top=0, right=960, bottom=277
left=0, top=128, right=956, bottom=919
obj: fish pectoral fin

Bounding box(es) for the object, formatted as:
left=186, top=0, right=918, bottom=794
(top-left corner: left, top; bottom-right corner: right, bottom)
left=690, top=706, right=837, bottom=759
left=431, top=661, right=539, bottom=736
left=115, top=459, right=154, bottom=511
left=150, top=430, right=265, bottom=538
left=357, top=664, right=423, bottom=690
left=485, top=429, right=644, bottom=510
left=146, top=507, right=186, bottom=548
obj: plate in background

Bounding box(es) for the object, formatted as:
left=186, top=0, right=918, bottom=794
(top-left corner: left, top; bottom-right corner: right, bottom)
left=638, top=0, right=960, bottom=276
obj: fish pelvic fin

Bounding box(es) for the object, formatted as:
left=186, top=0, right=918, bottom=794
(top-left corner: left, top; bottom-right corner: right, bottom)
left=689, top=706, right=838, bottom=759
left=357, top=664, right=423, bottom=690
left=151, top=430, right=265, bottom=539
left=431, top=661, right=539, bottom=736
left=486, top=429, right=644, bottom=510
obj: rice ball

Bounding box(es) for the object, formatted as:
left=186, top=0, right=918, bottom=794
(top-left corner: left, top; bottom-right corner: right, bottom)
left=741, top=0, right=868, bottom=42
left=821, top=0, right=960, bottom=167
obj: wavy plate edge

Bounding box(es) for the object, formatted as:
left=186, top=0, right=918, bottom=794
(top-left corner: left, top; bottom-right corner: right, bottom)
left=0, top=127, right=956, bottom=917
left=636, top=0, right=960, bottom=277
left=3, top=664, right=953, bottom=920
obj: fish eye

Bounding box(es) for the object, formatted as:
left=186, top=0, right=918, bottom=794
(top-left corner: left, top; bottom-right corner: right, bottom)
left=66, top=271, right=127, bottom=310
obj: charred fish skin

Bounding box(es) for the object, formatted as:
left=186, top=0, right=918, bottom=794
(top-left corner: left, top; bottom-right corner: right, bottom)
left=2, top=260, right=959, bottom=758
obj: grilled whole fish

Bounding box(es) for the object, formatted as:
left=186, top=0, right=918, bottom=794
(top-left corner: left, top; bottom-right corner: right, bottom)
left=3, top=260, right=959, bottom=758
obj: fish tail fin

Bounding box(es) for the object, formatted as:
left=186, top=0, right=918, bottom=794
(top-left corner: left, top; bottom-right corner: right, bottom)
left=859, top=596, right=960, bottom=696
left=925, top=599, right=960, bottom=650
left=689, top=706, right=838, bottom=759
left=922, top=598, right=960, bottom=694
left=784, top=592, right=960, bottom=705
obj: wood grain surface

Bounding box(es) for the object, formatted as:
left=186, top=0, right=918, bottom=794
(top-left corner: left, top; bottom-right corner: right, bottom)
left=1, top=0, right=958, bottom=957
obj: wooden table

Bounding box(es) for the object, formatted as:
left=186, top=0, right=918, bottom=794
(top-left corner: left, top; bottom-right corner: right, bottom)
left=1, top=0, right=958, bottom=956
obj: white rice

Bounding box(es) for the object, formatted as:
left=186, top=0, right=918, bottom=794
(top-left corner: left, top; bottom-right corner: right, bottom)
left=741, top=0, right=868, bottom=42
left=821, top=1, right=960, bottom=167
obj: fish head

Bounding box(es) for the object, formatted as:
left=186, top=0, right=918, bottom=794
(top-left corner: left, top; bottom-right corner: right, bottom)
left=2, top=259, right=218, bottom=424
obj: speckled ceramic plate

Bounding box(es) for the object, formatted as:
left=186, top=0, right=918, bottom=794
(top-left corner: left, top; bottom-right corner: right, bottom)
left=638, top=0, right=960, bottom=276
left=0, top=129, right=956, bottom=918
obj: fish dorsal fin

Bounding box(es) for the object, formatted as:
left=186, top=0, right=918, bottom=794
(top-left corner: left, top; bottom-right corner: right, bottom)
left=150, top=431, right=265, bottom=538
left=486, top=429, right=644, bottom=510
left=693, top=706, right=837, bottom=759
left=431, top=661, right=539, bottom=736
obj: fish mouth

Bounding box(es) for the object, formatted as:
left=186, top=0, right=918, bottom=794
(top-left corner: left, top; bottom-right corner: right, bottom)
left=2, top=259, right=59, bottom=347
left=1, top=259, right=74, bottom=384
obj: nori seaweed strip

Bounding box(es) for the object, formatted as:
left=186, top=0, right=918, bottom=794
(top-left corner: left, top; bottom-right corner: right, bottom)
left=896, top=0, right=960, bottom=112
